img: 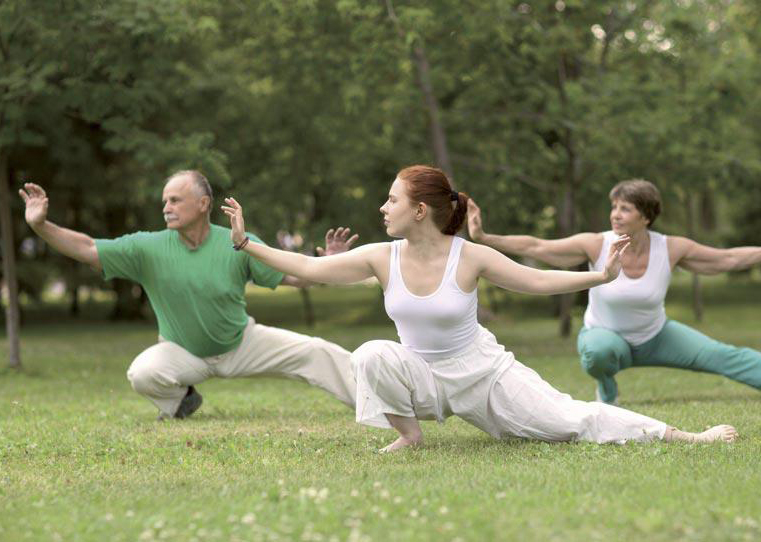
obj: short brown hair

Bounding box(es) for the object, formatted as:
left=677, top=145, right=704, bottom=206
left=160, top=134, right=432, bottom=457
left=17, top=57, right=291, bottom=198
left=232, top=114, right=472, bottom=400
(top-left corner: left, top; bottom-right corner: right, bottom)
left=397, top=165, right=469, bottom=235
left=609, top=179, right=661, bottom=227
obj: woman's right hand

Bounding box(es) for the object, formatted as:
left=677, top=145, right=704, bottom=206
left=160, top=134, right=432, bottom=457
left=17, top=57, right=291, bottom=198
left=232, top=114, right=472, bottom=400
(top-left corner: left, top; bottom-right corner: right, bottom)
left=602, top=235, right=631, bottom=282
left=467, top=199, right=485, bottom=241
left=221, top=197, right=248, bottom=246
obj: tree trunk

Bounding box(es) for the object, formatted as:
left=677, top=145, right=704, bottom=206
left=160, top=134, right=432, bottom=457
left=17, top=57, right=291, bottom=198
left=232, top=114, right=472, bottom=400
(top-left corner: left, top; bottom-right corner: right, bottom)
left=686, top=193, right=703, bottom=322
left=385, top=0, right=453, bottom=178
left=109, top=279, right=146, bottom=320
left=556, top=147, right=579, bottom=337
left=0, top=152, right=21, bottom=368
left=554, top=52, right=582, bottom=338
left=299, top=287, right=315, bottom=328
left=411, top=44, right=453, bottom=178
left=68, top=282, right=80, bottom=316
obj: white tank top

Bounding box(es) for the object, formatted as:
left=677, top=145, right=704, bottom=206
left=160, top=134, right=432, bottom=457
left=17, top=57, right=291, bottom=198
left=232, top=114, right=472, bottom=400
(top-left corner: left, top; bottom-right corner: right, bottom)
left=384, top=237, right=479, bottom=361
left=583, top=230, right=671, bottom=345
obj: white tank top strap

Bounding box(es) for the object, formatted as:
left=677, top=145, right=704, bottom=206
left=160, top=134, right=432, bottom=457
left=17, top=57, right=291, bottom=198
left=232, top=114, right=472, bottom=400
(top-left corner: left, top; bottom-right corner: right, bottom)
left=388, top=240, right=396, bottom=277
left=651, top=231, right=669, bottom=271
left=442, top=237, right=465, bottom=282
left=386, top=240, right=402, bottom=291
left=591, top=231, right=616, bottom=271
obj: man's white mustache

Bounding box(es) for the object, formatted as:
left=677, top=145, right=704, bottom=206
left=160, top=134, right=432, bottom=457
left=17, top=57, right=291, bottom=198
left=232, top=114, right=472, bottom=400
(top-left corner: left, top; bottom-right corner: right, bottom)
left=164, top=214, right=178, bottom=222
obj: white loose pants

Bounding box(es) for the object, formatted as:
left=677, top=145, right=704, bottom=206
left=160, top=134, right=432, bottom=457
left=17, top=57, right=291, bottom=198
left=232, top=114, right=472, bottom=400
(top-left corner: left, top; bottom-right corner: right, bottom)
left=352, top=326, right=667, bottom=444
left=127, top=317, right=356, bottom=416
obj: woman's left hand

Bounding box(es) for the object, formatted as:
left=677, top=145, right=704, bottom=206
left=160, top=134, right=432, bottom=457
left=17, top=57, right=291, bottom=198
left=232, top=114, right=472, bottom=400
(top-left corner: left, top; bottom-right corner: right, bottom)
left=221, top=197, right=248, bottom=246
left=602, top=235, right=630, bottom=282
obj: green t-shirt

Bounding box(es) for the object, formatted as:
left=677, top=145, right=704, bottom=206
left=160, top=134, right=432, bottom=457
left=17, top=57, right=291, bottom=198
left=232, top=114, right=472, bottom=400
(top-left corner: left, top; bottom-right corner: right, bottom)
left=95, top=224, right=284, bottom=357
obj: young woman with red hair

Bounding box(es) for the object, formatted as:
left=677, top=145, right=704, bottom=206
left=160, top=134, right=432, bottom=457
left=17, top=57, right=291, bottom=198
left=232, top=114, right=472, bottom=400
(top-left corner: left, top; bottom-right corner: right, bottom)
left=223, top=166, right=737, bottom=452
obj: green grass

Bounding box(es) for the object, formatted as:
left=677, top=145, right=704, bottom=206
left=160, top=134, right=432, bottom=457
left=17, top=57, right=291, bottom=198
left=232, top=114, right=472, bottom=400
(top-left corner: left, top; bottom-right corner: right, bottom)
left=1, top=274, right=760, bottom=541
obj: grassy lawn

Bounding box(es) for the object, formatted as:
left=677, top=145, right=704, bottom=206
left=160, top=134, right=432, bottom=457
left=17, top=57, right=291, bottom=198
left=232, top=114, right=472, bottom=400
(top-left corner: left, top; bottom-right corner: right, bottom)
left=1, top=274, right=760, bottom=541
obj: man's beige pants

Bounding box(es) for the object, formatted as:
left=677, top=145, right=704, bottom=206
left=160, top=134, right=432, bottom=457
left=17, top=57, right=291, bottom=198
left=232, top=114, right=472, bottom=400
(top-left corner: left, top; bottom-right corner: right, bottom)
left=127, top=317, right=356, bottom=417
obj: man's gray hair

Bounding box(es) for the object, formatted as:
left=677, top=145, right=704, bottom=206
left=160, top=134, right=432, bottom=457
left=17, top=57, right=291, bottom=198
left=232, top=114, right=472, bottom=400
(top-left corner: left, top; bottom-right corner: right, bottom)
left=167, top=170, right=213, bottom=204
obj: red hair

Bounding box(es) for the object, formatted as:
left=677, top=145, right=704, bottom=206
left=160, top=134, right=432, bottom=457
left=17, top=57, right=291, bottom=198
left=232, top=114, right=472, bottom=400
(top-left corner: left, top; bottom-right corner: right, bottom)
left=397, top=165, right=469, bottom=235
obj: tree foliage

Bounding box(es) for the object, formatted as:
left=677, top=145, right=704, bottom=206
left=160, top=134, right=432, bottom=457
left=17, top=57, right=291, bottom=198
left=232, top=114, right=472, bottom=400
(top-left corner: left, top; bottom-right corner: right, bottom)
left=2, top=0, right=759, bottom=323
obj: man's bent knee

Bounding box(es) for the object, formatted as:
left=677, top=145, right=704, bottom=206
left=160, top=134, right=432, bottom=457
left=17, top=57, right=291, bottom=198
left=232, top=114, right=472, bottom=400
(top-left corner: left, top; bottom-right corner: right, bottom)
left=127, top=354, right=160, bottom=395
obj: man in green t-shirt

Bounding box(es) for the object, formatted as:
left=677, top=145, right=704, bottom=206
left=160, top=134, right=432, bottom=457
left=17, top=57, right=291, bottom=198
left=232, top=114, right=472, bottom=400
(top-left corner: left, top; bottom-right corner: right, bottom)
left=19, top=171, right=357, bottom=419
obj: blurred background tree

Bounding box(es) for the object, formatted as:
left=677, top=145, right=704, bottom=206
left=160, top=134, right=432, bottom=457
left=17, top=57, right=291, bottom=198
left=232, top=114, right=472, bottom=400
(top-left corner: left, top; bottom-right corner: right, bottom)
left=3, top=0, right=760, bottom=365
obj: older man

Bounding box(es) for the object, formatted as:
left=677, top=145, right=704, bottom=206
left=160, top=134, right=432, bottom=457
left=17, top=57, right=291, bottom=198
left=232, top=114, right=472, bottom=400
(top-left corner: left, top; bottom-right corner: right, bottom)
left=19, top=170, right=357, bottom=419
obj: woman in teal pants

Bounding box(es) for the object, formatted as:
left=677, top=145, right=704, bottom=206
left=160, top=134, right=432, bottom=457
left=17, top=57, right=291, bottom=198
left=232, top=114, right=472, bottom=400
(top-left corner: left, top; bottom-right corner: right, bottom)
left=468, top=179, right=761, bottom=404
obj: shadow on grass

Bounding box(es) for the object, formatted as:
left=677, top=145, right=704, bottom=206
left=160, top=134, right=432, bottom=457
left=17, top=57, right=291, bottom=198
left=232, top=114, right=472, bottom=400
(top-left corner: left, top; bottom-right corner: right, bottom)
left=622, top=392, right=758, bottom=407
left=0, top=366, right=47, bottom=378
left=182, top=406, right=353, bottom=423
left=420, top=433, right=572, bottom=454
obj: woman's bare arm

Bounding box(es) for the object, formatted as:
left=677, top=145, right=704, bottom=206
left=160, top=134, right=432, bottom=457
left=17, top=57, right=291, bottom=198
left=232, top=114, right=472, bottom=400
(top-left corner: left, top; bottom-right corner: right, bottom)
left=467, top=199, right=601, bottom=267
left=471, top=236, right=629, bottom=295
left=670, top=236, right=761, bottom=275
left=223, top=196, right=383, bottom=285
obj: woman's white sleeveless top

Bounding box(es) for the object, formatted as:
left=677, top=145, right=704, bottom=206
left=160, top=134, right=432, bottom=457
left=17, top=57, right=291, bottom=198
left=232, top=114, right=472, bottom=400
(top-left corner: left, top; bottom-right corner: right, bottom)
left=583, top=230, right=671, bottom=346
left=384, top=237, right=479, bottom=361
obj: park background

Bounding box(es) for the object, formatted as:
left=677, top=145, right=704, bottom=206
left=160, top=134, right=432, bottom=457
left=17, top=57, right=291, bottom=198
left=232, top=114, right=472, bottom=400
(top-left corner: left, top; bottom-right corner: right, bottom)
left=1, top=1, right=761, bottom=541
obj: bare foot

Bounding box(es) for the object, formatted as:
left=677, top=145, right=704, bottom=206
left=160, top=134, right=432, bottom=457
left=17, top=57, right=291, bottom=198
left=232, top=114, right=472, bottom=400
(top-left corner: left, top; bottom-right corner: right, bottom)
left=693, top=425, right=738, bottom=443
left=379, top=435, right=422, bottom=453
left=666, top=425, right=738, bottom=443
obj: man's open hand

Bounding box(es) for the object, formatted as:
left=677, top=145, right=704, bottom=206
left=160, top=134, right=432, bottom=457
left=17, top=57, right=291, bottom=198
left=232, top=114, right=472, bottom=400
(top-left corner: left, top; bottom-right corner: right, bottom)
left=316, top=227, right=359, bottom=256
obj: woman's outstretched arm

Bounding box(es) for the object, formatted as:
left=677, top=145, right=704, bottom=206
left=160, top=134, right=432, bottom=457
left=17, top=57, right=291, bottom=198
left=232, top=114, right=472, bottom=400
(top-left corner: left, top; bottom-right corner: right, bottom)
left=669, top=236, right=761, bottom=274
left=471, top=235, right=630, bottom=295
left=467, top=199, right=601, bottom=267
left=222, top=197, right=381, bottom=284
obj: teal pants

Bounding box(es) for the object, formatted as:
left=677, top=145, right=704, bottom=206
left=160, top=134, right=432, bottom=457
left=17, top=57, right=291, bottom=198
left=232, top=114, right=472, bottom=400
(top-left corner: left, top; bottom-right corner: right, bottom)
left=577, top=320, right=761, bottom=403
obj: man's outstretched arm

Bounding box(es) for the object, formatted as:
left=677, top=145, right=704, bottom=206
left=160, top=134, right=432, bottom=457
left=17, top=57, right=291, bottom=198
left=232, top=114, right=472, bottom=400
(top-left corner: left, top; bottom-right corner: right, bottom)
left=19, top=183, right=102, bottom=271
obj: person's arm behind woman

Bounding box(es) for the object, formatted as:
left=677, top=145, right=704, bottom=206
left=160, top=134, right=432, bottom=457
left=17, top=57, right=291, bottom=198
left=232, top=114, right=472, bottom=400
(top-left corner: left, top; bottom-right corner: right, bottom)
left=467, top=199, right=600, bottom=267
left=468, top=236, right=629, bottom=295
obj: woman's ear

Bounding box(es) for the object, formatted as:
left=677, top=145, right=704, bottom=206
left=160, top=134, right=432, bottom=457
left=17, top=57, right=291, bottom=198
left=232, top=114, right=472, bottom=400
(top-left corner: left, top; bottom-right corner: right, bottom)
left=415, top=202, right=427, bottom=222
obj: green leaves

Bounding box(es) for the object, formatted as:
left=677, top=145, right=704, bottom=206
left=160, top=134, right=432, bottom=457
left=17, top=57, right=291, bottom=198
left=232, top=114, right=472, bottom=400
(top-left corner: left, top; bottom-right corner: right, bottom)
left=2, top=0, right=760, bottom=261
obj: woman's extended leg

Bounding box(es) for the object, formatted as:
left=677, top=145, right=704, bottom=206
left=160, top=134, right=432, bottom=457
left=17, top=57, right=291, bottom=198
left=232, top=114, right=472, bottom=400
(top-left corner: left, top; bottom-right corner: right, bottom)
left=485, top=358, right=736, bottom=444
left=632, top=320, right=761, bottom=391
